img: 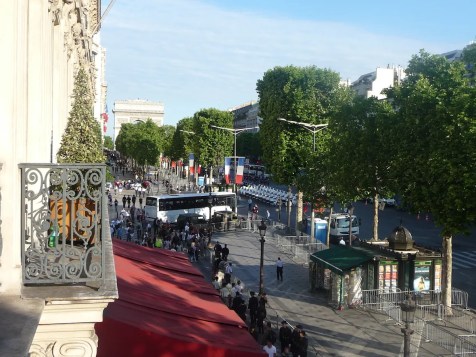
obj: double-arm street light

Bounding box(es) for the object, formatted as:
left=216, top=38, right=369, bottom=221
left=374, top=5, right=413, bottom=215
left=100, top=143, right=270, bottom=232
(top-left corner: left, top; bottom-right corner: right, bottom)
left=277, top=118, right=329, bottom=239
left=210, top=125, right=258, bottom=213
left=277, top=118, right=328, bottom=152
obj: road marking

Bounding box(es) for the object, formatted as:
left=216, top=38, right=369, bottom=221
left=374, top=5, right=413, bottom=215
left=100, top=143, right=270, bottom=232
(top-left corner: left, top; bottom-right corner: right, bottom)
left=452, top=251, right=476, bottom=270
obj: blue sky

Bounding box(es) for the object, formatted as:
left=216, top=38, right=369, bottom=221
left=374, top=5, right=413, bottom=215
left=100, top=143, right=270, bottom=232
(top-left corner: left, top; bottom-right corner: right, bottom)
left=100, top=0, right=475, bottom=138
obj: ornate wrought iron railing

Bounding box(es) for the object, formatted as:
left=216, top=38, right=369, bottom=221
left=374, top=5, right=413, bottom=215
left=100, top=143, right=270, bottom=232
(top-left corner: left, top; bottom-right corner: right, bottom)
left=20, top=163, right=106, bottom=285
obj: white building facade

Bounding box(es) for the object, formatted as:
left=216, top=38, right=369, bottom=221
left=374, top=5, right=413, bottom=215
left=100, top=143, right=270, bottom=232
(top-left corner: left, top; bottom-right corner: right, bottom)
left=113, top=99, right=164, bottom=141
left=351, top=66, right=406, bottom=99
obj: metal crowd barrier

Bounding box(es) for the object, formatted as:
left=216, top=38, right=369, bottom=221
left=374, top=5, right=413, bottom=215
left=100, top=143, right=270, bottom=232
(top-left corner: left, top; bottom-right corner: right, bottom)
left=423, top=320, right=476, bottom=356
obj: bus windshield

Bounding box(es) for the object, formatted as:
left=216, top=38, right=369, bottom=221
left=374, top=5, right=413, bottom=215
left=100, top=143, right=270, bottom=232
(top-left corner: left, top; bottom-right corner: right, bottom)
left=336, top=217, right=358, bottom=228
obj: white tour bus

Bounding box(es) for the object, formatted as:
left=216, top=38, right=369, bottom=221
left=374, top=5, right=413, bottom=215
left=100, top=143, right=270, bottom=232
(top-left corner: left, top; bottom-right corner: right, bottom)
left=144, top=192, right=236, bottom=223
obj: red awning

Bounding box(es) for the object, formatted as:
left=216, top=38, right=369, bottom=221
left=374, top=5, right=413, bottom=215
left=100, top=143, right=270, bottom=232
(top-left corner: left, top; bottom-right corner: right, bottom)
left=96, top=240, right=264, bottom=357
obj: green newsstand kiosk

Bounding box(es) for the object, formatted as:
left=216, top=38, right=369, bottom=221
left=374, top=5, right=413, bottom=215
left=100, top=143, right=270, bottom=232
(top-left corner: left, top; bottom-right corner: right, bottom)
left=309, top=225, right=443, bottom=309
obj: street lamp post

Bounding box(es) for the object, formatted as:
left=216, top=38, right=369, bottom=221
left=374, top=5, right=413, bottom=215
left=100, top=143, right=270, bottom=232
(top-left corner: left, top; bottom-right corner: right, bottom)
left=179, top=129, right=197, bottom=187
left=208, top=192, right=213, bottom=243
left=400, top=294, right=417, bottom=357
left=347, top=203, right=354, bottom=246
left=277, top=118, right=328, bottom=238
left=210, top=125, right=258, bottom=214
left=258, top=220, right=267, bottom=295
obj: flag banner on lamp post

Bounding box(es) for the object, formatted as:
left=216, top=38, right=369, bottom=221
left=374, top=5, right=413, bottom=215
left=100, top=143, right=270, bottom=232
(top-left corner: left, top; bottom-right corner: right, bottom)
left=189, top=153, right=194, bottom=175
left=235, top=157, right=245, bottom=184
left=224, top=157, right=232, bottom=184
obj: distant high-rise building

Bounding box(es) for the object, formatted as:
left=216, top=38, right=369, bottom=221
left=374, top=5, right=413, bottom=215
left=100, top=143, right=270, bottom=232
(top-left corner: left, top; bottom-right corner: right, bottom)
left=113, top=99, right=164, bottom=141
left=229, top=101, right=261, bottom=132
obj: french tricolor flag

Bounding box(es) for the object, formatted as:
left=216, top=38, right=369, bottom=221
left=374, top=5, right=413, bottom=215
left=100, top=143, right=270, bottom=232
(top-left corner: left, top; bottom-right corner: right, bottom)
left=224, top=157, right=231, bottom=184
left=235, top=157, right=245, bottom=184
left=189, top=153, right=194, bottom=175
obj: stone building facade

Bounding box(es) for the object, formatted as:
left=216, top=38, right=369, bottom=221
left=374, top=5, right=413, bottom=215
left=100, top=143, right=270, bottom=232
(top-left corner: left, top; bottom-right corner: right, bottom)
left=229, top=100, right=261, bottom=132
left=0, top=1, right=116, bottom=356
left=113, top=99, right=165, bottom=141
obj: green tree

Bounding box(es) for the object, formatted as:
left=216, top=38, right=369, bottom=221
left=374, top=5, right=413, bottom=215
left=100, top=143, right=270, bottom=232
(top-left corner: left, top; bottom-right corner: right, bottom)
left=257, top=65, right=351, bottom=227
left=115, top=119, right=162, bottom=167
left=386, top=50, right=476, bottom=308
left=192, top=108, right=234, bottom=178
left=57, top=68, right=105, bottom=163
left=103, top=136, right=114, bottom=150
left=236, top=132, right=262, bottom=161
left=326, top=96, right=395, bottom=240
left=161, top=125, right=176, bottom=158
left=170, top=117, right=194, bottom=161
left=462, top=42, right=476, bottom=82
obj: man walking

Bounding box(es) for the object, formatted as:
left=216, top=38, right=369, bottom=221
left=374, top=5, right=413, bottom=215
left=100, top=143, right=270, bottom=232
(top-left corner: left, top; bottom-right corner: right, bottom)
left=248, top=291, right=259, bottom=326
left=276, top=257, right=284, bottom=282
left=279, top=320, right=292, bottom=353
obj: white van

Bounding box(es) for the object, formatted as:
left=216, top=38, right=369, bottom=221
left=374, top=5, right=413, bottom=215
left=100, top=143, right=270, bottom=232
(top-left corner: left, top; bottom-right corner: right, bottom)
left=328, top=213, right=360, bottom=238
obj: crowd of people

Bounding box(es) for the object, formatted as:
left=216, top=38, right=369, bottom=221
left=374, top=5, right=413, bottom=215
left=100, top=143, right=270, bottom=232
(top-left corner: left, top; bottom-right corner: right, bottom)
left=106, top=158, right=308, bottom=356
left=209, top=242, right=308, bottom=357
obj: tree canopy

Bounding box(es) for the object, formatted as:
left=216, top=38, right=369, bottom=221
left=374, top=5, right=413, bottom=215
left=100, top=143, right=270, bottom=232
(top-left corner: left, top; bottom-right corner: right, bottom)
left=386, top=50, right=476, bottom=307
left=103, top=136, right=114, bottom=150
left=192, top=108, right=234, bottom=169
left=115, top=119, right=162, bottom=166
left=256, top=65, right=349, bottom=186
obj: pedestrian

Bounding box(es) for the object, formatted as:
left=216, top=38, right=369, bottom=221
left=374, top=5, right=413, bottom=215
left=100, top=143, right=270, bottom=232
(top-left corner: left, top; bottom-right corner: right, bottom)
left=132, top=194, right=136, bottom=207
left=212, top=276, right=221, bottom=290
left=262, top=339, right=277, bottom=357
left=248, top=291, right=259, bottom=326
left=139, top=196, right=143, bottom=208
left=296, top=330, right=308, bottom=357
left=224, top=262, right=233, bottom=285
left=221, top=244, right=229, bottom=261
left=339, top=236, right=346, bottom=245
left=264, top=321, right=277, bottom=346
left=279, top=320, right=292, bottom=353
left=290, top=324, right=302, bottom=356
left=276, top=257, right=284, bottom=282
left=237, top=297, right=247, bottom=322
left=114, top=199, right=119, bottom=218
left=122, top=195, right=126, bottom=208
left=214, top=241, right=222, bottom=259
left=127, top=195, right=131, bottom=208
left=257, top=298, right=267, bottom=334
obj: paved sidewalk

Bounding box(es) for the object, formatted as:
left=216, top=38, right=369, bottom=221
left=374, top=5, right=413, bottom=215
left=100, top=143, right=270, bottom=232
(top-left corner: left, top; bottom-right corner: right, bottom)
left=195, top=229, right=450, bottom=357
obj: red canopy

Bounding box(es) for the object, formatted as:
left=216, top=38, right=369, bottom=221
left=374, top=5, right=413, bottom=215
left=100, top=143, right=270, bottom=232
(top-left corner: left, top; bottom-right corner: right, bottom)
left=95, top=240, right=264, bottom=357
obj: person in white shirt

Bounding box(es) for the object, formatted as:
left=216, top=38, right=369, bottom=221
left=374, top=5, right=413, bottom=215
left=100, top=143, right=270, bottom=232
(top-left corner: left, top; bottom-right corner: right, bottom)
left=262, top=340, right=277, bottom=357
left=276, top=257, right=284, bottom=282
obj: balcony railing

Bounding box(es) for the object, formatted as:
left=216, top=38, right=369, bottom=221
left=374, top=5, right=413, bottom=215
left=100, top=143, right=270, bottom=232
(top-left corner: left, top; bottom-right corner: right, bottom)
left=19, top=163, right=106, bottom=285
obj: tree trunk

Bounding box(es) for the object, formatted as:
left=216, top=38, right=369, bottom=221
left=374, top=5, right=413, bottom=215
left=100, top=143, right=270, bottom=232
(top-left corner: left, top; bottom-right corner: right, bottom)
left=296, top=191, right=303, bottom=235
left=286, top=185, right=292, bottom=227
left=326, top=207, right=333, bottom=247
left=373, top=193, right=379, bottom=241
left=442, top=234, right=453, bottom=311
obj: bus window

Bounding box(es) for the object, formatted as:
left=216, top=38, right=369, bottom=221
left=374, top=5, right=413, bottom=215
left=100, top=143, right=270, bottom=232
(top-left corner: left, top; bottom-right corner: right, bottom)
left=146, top=197, right=157, bottom=207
